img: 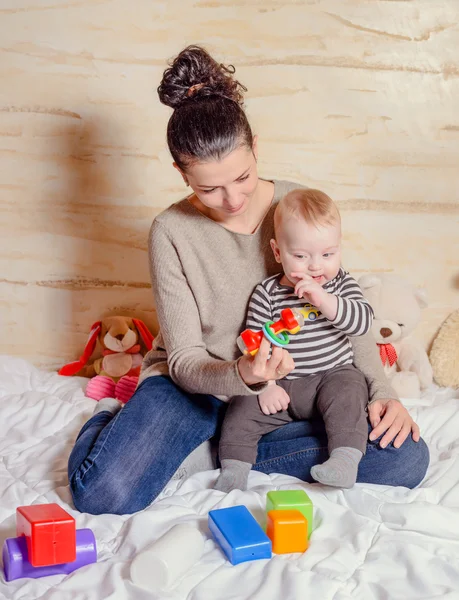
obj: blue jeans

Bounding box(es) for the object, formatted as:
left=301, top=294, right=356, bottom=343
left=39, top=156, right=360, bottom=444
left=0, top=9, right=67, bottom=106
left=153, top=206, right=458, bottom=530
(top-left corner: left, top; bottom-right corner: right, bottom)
left=68, top=376, right=430, bottom=515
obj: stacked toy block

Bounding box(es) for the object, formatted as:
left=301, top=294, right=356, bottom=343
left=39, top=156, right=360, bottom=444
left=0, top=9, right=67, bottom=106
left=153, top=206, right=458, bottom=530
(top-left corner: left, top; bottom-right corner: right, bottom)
left=266, top=510, right=308, bottom=554
left=2, top=503, right=97, bottom=582
left=208, top=490, right=314, bottom=564
left=266, top=490, right=313, bottom=554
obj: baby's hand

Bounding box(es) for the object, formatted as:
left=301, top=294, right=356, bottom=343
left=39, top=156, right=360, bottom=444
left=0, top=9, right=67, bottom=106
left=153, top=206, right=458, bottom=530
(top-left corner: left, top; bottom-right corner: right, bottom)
left=291, top=272, right=326, bottom=308
left=258, top=383, right=290, bottom=416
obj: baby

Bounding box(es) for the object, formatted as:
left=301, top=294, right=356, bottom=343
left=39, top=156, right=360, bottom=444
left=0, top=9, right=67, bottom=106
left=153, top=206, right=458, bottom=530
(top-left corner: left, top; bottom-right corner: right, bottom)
left=215, top=189, right=374, bottom=492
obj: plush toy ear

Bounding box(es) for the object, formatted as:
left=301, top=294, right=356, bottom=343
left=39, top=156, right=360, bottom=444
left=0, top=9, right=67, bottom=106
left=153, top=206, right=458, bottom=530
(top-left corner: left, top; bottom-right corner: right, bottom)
left=58, top=321, right=102, bottom=376
left=415, top=287, right=428, bottom=309
left=358, top=274, right=382, bottom=290
left=132, top=318, right=154, bottom=351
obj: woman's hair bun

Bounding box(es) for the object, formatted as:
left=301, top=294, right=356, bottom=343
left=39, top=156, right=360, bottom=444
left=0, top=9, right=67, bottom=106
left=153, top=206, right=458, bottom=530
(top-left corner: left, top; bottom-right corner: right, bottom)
left=158, top=45, right=247, bottom=109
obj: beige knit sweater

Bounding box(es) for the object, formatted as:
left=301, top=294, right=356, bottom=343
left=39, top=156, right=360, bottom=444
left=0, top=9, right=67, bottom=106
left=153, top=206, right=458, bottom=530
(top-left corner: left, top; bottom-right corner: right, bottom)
left=140, top=179, right=397, bottom=404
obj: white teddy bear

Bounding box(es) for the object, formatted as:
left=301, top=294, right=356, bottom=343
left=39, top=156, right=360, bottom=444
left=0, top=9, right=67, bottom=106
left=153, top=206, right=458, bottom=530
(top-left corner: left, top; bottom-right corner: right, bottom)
left=358, top=273, right=433, bottom=399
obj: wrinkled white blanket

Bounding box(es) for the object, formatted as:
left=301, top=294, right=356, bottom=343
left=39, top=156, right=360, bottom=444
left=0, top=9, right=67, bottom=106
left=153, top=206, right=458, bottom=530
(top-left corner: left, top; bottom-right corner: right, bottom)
left=1, top=356, right=458, bottom=600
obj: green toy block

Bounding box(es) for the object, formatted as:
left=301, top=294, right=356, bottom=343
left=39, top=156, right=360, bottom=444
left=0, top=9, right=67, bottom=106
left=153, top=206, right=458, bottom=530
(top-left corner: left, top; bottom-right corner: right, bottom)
left=266, top=490, right=313, bottom=539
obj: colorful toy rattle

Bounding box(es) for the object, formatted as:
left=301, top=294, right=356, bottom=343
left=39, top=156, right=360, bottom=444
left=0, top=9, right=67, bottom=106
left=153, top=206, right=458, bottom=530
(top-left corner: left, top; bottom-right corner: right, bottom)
left=237, top=308, right=305, bottom=356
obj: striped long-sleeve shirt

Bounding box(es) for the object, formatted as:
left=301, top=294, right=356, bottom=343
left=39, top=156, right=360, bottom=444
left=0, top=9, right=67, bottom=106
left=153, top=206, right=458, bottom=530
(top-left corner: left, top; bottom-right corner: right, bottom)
left=246, top=268, right=374, bottom=378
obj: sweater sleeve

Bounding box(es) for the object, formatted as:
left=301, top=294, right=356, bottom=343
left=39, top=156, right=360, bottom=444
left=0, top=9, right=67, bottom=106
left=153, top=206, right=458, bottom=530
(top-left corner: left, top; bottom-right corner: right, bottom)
left=328, top=272, right=374, bottom=336
left=149, top=220, right=264, bottom=397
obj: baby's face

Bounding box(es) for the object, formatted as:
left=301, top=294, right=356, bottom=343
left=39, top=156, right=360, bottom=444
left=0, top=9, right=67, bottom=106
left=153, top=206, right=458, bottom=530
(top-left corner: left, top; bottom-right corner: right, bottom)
left=271, top=217, right=342, bottom=287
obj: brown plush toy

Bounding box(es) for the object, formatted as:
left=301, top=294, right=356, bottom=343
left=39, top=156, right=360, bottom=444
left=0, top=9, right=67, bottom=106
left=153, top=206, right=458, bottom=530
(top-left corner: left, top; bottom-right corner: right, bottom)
left=59, top=316, right=154, bottom=403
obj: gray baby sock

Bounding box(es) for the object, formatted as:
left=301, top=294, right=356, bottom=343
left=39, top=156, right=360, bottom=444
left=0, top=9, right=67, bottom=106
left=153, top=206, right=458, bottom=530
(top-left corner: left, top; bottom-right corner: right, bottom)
left=214, top=459, right=252, bottom=492
left=93, top=397, right=123, bottom=416
left=171, top=440, right=217, bottom=481
left=310, top=447, right=363, bottom=489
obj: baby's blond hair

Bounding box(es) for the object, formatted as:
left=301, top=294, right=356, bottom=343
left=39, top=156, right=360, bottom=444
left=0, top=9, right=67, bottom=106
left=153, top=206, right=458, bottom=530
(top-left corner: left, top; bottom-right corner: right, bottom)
left=273, top=189, right=340, bottom=237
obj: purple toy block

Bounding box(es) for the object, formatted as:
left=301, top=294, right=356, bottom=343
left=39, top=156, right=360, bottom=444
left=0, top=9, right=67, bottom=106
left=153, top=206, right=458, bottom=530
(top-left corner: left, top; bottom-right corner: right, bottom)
left=2, top=528, right=97, bottom=582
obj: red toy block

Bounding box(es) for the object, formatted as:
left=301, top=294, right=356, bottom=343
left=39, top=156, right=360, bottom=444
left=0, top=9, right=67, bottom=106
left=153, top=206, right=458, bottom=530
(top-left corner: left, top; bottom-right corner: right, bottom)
left=16, top=504, right=76, bottom=567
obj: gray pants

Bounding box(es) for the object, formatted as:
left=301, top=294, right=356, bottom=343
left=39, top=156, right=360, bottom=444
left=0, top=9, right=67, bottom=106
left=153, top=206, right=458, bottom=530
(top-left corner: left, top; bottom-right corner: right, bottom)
left=219, top=364, right=369, bottom=464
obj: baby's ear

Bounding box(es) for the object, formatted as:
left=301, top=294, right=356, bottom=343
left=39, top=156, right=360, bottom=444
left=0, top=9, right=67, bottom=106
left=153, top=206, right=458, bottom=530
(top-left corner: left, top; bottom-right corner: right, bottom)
left=358, top=274, right=381, bottom=290
left=414, top=287, right=428, bottom=309
left=270, top=238, right=282, bottom=264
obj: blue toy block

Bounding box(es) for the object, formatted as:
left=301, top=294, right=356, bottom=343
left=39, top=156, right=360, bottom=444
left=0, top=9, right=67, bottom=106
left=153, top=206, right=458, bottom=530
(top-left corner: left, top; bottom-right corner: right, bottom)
left=208, top=506, right=272, bottom=565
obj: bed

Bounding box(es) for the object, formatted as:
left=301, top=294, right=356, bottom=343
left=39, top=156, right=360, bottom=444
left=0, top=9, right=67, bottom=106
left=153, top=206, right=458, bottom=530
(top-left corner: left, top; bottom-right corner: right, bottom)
left=1, top=355, right=458, bottom=600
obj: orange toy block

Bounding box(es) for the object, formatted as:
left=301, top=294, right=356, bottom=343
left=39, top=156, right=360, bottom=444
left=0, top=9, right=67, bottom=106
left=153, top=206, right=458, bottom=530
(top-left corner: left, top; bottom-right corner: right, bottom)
left=16, top=504, right=76, bottom=567
left=266, top=509, right=308, bottom=554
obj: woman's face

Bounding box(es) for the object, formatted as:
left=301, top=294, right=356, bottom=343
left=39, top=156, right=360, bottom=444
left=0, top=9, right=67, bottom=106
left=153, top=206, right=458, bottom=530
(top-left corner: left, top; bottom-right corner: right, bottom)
left=174, top=139, right=260, bottom=221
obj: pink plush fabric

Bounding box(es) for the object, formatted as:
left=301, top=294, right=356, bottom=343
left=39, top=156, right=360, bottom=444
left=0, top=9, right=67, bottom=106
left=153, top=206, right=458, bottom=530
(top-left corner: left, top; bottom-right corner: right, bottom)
left=86, top=376, right=116, bottom=401
left=115, top=376, right=138, bottom=403
left=85, top=375, right=138, bottom=404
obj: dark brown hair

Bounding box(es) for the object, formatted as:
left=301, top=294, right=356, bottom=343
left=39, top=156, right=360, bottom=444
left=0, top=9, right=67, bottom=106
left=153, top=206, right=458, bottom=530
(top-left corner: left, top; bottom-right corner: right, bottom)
left=157, top=45, right=253, bottom=171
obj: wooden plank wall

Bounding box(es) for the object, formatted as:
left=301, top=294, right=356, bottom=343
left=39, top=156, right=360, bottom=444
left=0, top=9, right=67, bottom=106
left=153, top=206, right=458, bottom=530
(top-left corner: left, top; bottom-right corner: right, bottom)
left=1, top=0, right=458, bottom=369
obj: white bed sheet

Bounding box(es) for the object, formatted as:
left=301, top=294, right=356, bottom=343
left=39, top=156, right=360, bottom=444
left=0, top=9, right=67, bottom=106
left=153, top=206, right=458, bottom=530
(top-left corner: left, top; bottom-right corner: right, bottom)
left=0, top=355, right=458, bottom=600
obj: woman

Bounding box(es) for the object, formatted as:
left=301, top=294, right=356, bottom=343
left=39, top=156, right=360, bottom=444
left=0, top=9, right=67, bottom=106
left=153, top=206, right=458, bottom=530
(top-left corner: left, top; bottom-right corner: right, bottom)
left=68, top=46, right=429, bottom=515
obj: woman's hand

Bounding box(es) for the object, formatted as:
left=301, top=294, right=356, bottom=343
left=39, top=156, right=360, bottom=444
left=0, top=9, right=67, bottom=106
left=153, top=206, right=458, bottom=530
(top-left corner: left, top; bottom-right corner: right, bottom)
left=238, top=337, right=295, bottom=386
left=368, top=398, right=420, bottom=448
